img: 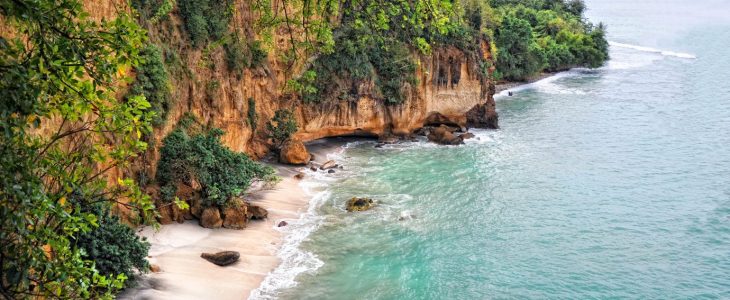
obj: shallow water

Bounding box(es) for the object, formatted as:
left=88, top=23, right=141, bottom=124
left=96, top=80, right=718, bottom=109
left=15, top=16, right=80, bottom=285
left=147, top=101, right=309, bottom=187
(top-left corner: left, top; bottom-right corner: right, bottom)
left=254, top=0, right=730, bottom=298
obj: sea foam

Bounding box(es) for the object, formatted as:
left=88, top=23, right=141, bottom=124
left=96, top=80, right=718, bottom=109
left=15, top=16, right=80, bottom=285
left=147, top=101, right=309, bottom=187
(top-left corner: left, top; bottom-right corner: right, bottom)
left=608, top=41, right=697, bottom=59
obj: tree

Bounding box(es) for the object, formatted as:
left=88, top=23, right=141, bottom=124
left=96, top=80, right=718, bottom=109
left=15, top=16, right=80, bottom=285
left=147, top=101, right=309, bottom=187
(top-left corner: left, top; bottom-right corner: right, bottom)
left=495, top=15, right=546, bottom=80
left=266, top=109, right=298, bottom=148
left=0, top=0, right=156, bottom=298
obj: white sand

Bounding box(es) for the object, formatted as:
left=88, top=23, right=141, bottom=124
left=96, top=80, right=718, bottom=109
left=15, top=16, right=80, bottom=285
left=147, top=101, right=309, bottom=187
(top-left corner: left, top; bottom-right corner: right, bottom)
left=120, top=176, right=309, bottom=300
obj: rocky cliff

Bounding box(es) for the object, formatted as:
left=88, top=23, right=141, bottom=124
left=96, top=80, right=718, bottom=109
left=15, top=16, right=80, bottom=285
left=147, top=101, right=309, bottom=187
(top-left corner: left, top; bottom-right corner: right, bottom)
left=83, top=0, right=498, bottom=180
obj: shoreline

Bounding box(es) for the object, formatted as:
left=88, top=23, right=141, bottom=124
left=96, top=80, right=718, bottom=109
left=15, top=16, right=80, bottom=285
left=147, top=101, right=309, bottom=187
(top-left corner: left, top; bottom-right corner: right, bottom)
left=120, top=69, right=565, bottom=298
left=120, top=139, right=351, bottom=300
left=495, top=72, right=559, bottom=94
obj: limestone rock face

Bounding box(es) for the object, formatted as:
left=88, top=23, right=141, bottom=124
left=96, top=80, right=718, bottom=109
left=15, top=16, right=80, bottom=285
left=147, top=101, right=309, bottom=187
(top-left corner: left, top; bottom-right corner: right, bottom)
left=201, top=251, right=240, bottom=266
left=346, top=197, right=375, bottom=212
left=279, top=139, right=310, bottom=165
left=427, top=125, right=464, bottom=145
left=200, top=207, right=223, bottom=229
left=222, top=204, right=248, bottom=230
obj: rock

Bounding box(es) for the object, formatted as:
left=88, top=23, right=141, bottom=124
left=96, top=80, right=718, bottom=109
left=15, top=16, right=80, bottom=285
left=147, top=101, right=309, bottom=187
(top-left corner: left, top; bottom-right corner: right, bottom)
left=459, top=132, right=475, bottom=140
left=508, top=91, right=513, bottom=96
left=413, top=127, right=429, bottom=136
left=149, top=264, right=161, bottom=273
left=328, top=169, right=335, bottom=174
left=279, top=139, right=310, bottom=165
left=466, top=102, right=499, bottom=129
left=310, top=153, right=316, bottom=161
left=222, top=203, right=248, bottom=230
left=200, top=207, right=223, bottom=228
left=310, top=165, right=318, bottom=171
left=200, top=251, right=240, bottom=266
left=378, top=133, right=399, bottom=144
left=248, top=204, right=268, bottom=220
left=427, top=125, right=464, bottom=145
left=374, top=143, right=384, bottom=148
left=156, top=202, right=174, bottom=225
left=277, top=221, right=288, bottom=227
left=294, top=172, right=305, bottom=180
left=346, top=197, right=375, bottom=212
left=320, top=160, right=336, bottom=170
left=190, top=197, right=203, bottom=219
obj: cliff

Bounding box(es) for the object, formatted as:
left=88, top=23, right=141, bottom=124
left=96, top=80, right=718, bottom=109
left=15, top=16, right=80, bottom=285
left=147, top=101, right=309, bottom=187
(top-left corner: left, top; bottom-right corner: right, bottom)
left=83, top=0, right=498, bottom=180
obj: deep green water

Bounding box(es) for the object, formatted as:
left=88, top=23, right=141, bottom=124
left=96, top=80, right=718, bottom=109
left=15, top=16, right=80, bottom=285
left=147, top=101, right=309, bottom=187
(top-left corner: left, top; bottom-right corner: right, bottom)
left=253, top=0, right=730, bottom=298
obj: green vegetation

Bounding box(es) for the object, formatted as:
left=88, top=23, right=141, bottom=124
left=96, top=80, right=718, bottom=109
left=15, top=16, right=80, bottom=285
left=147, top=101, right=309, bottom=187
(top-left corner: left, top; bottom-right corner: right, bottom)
left=127, top=45, right=171, bottom=126
left=492, top=0, right=608, bottom=80
left=131, top=0, right=176, bottom=23
left=224, top=37, right=267, bottom=78
left=266, top=109, right=298, bottom=148
left=178, top=0, right=231, bottom=47
left=74, top=205, right=151, bottom=286
left=247, top=98, right=258, bottom=131
left=0, top=0, right=156, bottom=298
left=156, top=120, right=276, bottom=208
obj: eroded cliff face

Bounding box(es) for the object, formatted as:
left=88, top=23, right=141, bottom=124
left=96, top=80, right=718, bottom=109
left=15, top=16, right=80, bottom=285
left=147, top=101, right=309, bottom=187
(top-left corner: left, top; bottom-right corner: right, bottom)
left=81, top=0, right=498, bottom=180
left=297, top=45, right=498, bottom=141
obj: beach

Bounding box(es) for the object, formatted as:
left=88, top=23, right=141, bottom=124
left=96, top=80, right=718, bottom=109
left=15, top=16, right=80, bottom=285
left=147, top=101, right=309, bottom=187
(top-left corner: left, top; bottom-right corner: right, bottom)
left=119, top=169, right=308, bottom=299
left=119, top=139, right=352, bottom=300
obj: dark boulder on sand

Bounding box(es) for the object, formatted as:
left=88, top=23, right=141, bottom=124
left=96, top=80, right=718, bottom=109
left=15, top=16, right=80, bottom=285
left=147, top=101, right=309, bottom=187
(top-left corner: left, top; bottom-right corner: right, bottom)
left=201, top=251, right=240, bottom=266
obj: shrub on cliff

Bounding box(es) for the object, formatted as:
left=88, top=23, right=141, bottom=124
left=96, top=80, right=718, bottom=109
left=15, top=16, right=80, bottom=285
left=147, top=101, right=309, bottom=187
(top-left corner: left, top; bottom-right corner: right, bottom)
left=127, top=44, right=171, bottom=126
left=266, top=109, right=298, bottom=148
left=156, top=123, right=276, bottom=207
left=178, top=0, right=231, bottom=47
left=74, top=205, right=150, bottom=286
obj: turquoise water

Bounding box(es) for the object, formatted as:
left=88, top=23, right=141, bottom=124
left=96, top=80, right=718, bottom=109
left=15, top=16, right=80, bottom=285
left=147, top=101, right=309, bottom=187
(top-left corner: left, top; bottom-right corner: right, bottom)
left=255, top=1, right=730, bottom=298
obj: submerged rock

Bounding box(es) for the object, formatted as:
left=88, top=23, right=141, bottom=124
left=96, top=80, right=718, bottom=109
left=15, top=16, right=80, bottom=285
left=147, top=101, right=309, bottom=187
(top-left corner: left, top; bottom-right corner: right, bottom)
left=279, top=139, right=310, bottom=165
left=346, top=197, right=375, bottom=212
left=294, top=172, right=305, bottom=180
left=277, top=221, right=288, bottom=227
left=328, top=169, right=335, bottom=174
left=201, top=251, right=240, bottom=266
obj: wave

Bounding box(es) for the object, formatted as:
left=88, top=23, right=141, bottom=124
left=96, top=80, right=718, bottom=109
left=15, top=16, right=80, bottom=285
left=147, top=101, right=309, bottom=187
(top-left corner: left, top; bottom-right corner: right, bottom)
left=609, top=41, right=697, bottom=59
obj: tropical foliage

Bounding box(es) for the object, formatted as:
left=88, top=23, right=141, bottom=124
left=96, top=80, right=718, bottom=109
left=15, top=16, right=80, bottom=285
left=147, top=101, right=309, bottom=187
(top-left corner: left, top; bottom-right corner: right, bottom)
left=266, top=109, right=298, bottom=148
left=492, top=0, right=608, bottom=80
left=127, top=44, right=171, bottom=126
left=156, top=120, right=277, bottom=208
left=0, top=0, right=156, bottom=298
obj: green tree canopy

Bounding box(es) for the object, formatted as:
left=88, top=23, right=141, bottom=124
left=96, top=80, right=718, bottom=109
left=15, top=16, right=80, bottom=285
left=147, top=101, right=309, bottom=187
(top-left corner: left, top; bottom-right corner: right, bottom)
left=0, top=0, right=156, bottom=298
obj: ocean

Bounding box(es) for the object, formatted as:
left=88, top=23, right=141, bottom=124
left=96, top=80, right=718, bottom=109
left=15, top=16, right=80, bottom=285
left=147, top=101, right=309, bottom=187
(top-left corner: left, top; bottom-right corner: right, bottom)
left=253, top=0, right=730, bottom=298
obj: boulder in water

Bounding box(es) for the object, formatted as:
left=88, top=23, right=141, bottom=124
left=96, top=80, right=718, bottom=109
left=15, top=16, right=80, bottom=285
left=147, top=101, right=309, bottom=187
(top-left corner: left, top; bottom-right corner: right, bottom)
left=201, top=251, right=240, bottom=266
left=346, top=197, right=375, bottom=212
left=459, top=132, right=475, bottom=140
left=277, top=221, right=288, bottom=227
left=427, top=125, right=464, bottom=145
left=320, top=160, right=337, bottom=170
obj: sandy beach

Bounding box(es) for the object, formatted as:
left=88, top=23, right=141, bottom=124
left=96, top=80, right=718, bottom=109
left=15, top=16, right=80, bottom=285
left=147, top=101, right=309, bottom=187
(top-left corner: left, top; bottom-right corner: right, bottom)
left=119, top=139, right=352, bottom=300
left=119, top=169, right=309, bottom=300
